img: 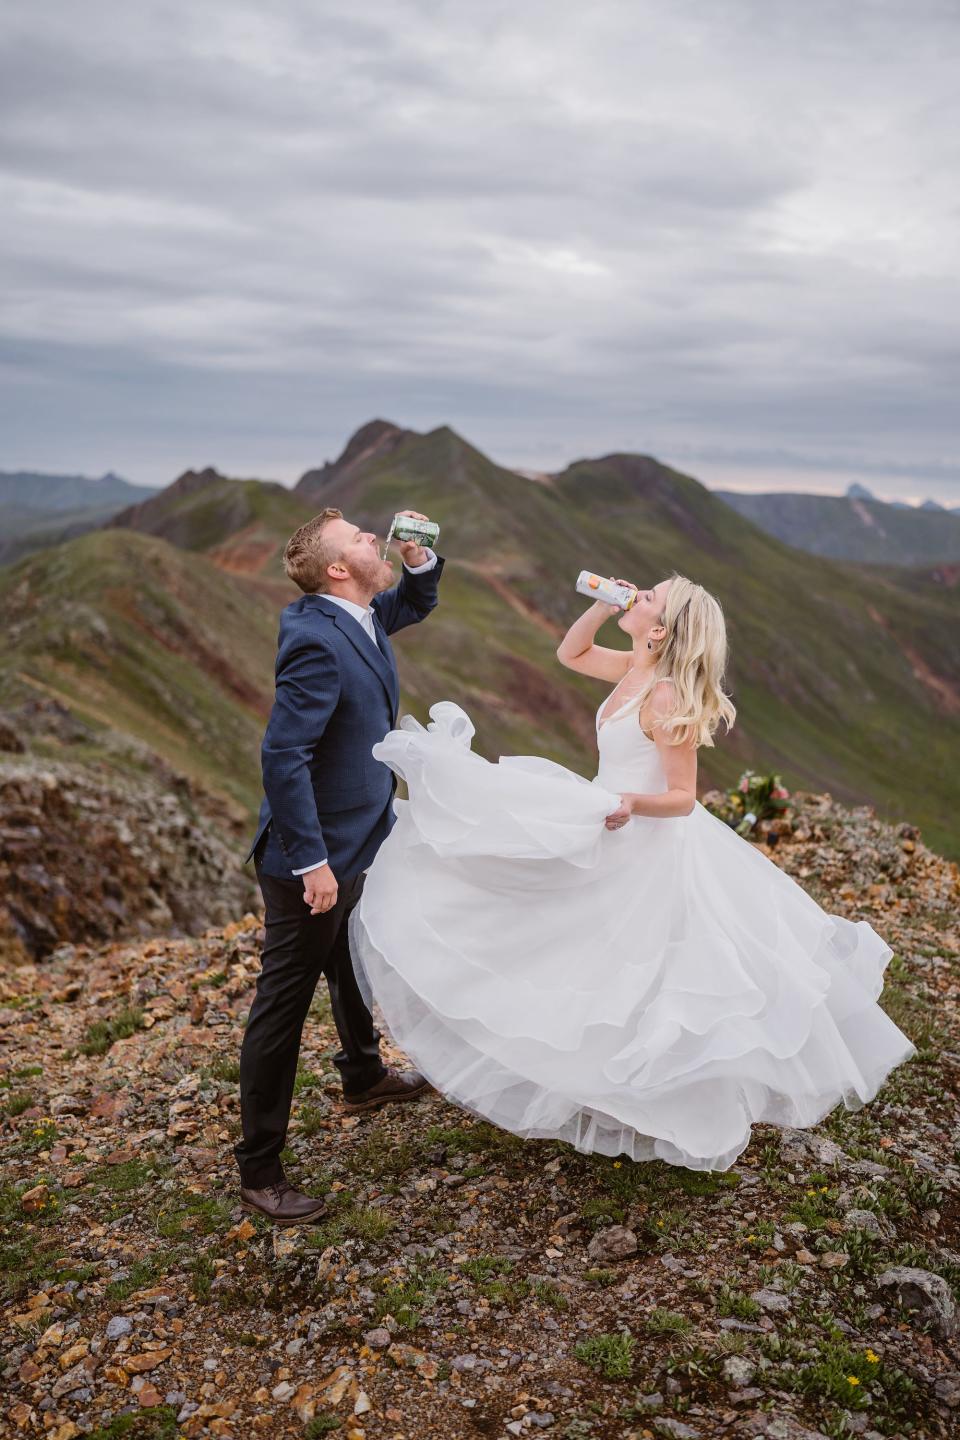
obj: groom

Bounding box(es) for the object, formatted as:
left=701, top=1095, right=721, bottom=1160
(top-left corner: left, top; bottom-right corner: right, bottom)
left=235, top=507, right=444, bottom=1223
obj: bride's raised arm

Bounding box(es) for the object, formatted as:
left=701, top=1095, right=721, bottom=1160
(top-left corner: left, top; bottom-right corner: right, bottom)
left=556, top=586, right=633, bottom=682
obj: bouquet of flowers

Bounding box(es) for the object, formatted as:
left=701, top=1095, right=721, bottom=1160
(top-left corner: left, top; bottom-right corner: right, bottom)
left=705, top=770, right=792, bottom=838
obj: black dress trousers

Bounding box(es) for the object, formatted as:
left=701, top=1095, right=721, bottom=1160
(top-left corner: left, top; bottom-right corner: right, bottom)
left=234, top=862, right=388, bottom=1188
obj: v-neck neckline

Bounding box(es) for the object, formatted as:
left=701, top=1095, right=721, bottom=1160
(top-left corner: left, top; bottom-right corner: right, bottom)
left=599, top=671, right=643, bottom=730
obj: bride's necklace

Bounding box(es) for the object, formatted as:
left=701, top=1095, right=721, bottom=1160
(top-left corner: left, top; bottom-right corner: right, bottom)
left=601, top=665, right=656, bottom=724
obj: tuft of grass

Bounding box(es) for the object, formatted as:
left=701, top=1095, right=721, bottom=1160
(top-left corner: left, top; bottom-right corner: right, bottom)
left=584, top=1268, right=618, bottom=1288
left=347, top=1131, right=420, bottom=1181
left=2, top=1091, right=36, bottom=1118
left=296, top=1101, right=328, bottom=1138
left=783, top=1180, right=839, bottom=1229
left=189, top=1254, right=215, bottom=1302
left=153, top=1189, right=234, bottom=1240
left=532, top=1279, right=569, bottom=1310
left=305, top=1194, right=393, bottom=1249
left=460, top=1254, right=514, bottom=1282
left=305, top=1417, right=342, bottom=1437
left=664, top=1344, right=716, bottom=1383
left=373, top=1265, right=448, bottom=1330
left=479, top=1277, right=531, bottom=1308
left=17, top=1119, right=59, bottom=1154
left=85, top=1158, right=157, bottom=1194
left=901, top=1169, right=942, bottom=1212
left=645, top=1307, right=691, bottom=1336
left=675, top=1170, right=740, bottom=1197
left=80, top=1005, right=145, bottom=1056
left=422, top=1123, right=478, bottom=1155
left=574, top=1330, right=635, bottom=1380
left=206, top=1056, right=241, bottom=1084
left=1, top=1233, right=65, bottom=1302
left=716, top=1284, right=762, bottom=1321
left=104, top=1251, right=176, bottom=1303
left=779, top=1330, right=918, bottom=1424
left=86, top=1407, right=180, bottom=1439
left=580, top=1195, right=626, bottom=1230
left=423, top=1119, right=521, bottom=1160
left=293, top=1064, right=325, bottom=1095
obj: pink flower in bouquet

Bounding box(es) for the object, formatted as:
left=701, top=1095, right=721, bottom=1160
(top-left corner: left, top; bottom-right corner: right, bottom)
left=739, top=777, right=749, bottom=793
left=774, top=786, right=790, bottom=799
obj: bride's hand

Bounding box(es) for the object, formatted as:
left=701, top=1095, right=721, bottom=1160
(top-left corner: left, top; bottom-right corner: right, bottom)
left=605, top=797, right=633, bottom=830
left=593, top=578, right=630, bottom=619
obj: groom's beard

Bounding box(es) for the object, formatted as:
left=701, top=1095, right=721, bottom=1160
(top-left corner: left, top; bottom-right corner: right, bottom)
left=347, top=546, right=394, bottom=596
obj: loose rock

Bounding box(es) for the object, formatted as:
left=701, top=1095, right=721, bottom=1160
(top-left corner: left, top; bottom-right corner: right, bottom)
left=587, top=1224, right=638, bottom=1263
left=876, top=1266, right=957, bottom=1337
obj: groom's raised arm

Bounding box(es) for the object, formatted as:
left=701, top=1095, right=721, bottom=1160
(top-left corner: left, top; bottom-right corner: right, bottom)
left=260, top=633, right=340, bottom=874
left=373, top=550, right=444, bottom=635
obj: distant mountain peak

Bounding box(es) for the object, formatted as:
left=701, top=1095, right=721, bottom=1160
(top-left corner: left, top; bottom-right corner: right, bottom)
left=297, top=419, right=414, bottom=496
left=169, top=466, right=228, bottom=496
left=846, top=483, right=875, bottom=501
left=921, top=498, right=945, bottom=512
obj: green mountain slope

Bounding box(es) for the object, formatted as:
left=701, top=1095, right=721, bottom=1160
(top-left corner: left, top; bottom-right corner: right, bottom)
left=0, top=530, right=278, bottom=820
left=108, top=467, right=312, bottom=581
left=0, top=502, right=135, bottom=567
left=300, top=427, right=960, bottom=855
left=3, top=427, right=957, bottom=863
left=716, top=489, right=960, bottom=565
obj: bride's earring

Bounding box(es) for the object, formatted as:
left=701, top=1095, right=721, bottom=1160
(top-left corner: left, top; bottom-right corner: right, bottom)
left=646, top=640, right=653, bottom=650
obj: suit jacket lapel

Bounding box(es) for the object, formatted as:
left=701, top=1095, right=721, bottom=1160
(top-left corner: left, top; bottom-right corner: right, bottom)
left=308, top=595, right=399, bottom=716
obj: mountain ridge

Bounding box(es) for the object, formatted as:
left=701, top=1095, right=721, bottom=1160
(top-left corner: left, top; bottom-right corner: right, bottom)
left=0, top=469, right=162, bottom=568
left=2, top=421, right=957, bottom=894
left=716, top=489, right=960, bottom=565
left=297, top=419, right=415, bottom=498
left=0, top=469, right=152, bottom=512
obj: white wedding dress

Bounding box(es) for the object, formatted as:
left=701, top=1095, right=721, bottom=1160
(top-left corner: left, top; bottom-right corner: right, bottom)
left=349, top=695, right=915, bottom=1171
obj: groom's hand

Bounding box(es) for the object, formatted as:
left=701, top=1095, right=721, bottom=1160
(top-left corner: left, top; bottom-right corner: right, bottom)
left=395, top=510, right=430, bottom=567
left=303, top=866, right=339, bottom=915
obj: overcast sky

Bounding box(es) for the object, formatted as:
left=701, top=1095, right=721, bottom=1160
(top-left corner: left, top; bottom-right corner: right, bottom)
left=2, top=1, right=958, bottom=502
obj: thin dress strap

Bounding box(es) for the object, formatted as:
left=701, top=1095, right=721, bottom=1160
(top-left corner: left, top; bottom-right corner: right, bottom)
left=599, top=670, right=670, bottom=728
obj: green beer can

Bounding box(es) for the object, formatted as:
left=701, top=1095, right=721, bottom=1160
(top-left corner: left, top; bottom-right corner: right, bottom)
left=385, top=514, right=440, bottom=548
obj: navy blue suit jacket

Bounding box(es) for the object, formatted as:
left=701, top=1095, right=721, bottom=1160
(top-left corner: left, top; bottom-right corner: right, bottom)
left=249, top=558, right=444, bottom=880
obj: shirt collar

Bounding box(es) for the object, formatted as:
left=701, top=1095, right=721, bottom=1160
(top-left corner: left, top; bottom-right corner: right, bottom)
left=322, top=593, right=373, bottom=625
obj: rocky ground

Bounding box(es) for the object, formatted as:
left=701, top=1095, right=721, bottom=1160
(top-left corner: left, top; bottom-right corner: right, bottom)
left=0, top=738, right=259, bottom=966
left=1, top=793, right=958, bottom=1440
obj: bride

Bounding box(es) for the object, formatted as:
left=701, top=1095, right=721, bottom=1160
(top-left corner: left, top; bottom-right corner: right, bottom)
left=349, top=573, right=915, bottom=1171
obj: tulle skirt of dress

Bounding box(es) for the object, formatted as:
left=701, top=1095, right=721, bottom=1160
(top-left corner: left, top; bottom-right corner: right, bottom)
left=349, top=704, right=915, bottom=1171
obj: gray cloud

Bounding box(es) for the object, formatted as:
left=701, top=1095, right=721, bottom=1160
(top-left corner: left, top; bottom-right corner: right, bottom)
left=1, top=0, right=958, bottom=502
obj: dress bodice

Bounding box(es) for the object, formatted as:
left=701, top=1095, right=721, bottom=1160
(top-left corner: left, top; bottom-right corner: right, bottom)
left=595, top=692, right=668, bottom=795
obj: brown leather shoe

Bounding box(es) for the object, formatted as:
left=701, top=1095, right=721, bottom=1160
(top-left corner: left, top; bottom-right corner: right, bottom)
left=342, top=1066, right=433, bottom=1114
left=239, top=1179, right=327, bottom=1226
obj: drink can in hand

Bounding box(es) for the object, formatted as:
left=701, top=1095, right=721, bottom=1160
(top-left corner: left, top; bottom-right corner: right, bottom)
left=386, top=514, right=440, bottom=547
left=576, top=571, right=638, bottom=610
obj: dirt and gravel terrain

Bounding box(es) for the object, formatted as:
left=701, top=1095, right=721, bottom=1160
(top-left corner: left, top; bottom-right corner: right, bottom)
left=2, top=793, right=958, bottom=1440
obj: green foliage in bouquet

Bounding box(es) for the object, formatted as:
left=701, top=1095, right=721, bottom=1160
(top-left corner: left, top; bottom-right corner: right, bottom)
left=705, top=770, right=792, bottom=838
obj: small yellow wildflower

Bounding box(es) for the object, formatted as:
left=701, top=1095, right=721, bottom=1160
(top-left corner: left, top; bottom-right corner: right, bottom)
left=613, top=1161, right=622, bottom=1169
left=746, top=1234, right=756, bottom=1242
left=847, top=1376, right=860, bottom=1386
left=656, top=1220, right=664, bottom=1228
left=806, top=1188, right=816, bottom=1196
left=865, top=1350, right=880, bottom=1364
left=820, top=1185, right=829, bottom=1193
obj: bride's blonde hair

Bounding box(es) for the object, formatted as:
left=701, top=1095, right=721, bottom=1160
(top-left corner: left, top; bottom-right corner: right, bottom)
left=629, top=574, right=736, bottom=748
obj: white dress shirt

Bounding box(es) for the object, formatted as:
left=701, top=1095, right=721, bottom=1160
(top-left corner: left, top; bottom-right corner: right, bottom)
left=293, top=549, right=437, bottom=877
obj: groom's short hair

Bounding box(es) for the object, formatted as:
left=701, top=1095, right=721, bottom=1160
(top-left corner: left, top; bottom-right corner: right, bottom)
left=283, top=508, right=344, bottom=593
